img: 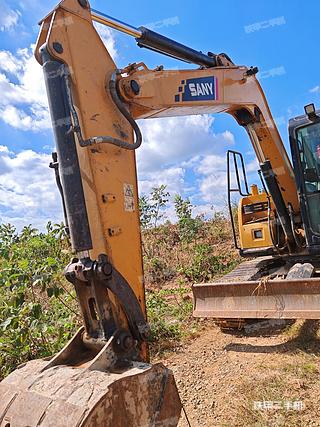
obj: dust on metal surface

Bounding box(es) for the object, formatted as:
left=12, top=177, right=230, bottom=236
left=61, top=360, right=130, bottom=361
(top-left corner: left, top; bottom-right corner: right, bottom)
left=0, top=359, right=181, bottom=427
left=193, top=277, right=320, bottom=319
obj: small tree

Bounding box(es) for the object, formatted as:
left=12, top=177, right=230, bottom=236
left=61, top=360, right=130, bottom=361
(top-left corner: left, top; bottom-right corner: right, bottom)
left=139, top=185, right=170, bottom=228
left=150, top=185, right=170, bottom=227
left=139, top=195, right=154, bottom=229
left=174, top=195, right=202, bottom=242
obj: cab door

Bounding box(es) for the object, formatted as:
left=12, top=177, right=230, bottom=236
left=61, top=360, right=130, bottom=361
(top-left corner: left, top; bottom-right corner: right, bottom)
left=289, top=114, right=320, bottom=253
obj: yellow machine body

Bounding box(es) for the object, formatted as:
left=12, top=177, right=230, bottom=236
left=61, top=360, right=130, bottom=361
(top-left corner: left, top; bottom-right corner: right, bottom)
left=0, top=2, right=182, bottom=426
left=238, top=185, right=274, bottom=250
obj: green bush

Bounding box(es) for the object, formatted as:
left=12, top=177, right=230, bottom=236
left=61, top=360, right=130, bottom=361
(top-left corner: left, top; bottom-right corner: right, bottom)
left=179, top=243, right=237, bottom=282
left=174, top=195, right=203, bottom=242
left=0, top=223, right=77, bottom=380
left=146, top=287, right=193, bottom=346
left=0, top=187, right=241, bottom=375
left=145, top=256, right=174, bottom=284
left=209, top=212, right=230, bottom=241
left=139, top=185, right=170, bottom=229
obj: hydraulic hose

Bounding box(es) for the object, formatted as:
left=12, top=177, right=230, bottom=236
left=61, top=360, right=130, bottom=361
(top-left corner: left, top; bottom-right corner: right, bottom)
left=64, top=69, right=142, bottom=150
left=288, top=203, right=304, bottom=249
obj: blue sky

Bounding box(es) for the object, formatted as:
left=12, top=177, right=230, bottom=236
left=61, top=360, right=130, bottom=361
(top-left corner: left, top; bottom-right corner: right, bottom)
left=0, top=0, right=319, bottom=228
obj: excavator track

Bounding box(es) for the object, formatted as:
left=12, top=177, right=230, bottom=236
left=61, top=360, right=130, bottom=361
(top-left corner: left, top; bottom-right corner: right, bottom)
left=218, top=256, right=280, bottom=283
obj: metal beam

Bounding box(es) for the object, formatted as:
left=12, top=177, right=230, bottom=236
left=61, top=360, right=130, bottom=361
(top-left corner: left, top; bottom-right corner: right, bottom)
left=193, top=278, right=320, bottom=319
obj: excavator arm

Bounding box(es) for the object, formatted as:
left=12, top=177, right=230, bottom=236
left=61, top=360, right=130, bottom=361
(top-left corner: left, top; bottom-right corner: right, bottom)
left=118, top=63, right=298, bottom=209
left=0, top=2, right=182, bottom=426
left=36, top=0, right=301, bottom=256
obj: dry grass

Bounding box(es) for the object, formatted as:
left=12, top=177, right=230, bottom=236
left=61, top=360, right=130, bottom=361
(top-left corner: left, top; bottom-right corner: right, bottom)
left=142, top=215, right=240, bottom=289
left=142, top=215, right=241, bottom=358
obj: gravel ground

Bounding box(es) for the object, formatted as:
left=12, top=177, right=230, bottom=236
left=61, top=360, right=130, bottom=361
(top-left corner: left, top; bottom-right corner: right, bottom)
left=158, top=320, right=320, bottom=427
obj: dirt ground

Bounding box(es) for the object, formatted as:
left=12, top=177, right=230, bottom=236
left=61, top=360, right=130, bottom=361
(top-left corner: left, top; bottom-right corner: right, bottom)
left=158, top=319, right=320, bottom=427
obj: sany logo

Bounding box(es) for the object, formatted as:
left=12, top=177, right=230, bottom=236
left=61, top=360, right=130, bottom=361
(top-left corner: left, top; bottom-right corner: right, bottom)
left=189, top=81, right=214, bottom=97
left=175, top=76, right=218, bottom=102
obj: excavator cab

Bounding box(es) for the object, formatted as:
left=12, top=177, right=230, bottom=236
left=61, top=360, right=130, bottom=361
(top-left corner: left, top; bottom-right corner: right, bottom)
left=289, top=104, right=320, bottom=253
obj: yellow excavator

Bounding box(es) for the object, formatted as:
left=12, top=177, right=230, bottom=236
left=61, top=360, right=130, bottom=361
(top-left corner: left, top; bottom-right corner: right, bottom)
left=1, top=0, right=320, bottom=425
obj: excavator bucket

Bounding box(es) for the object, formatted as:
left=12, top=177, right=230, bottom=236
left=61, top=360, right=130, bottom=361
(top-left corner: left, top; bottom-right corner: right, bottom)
left=0, top=329, right=181, bottom=427
left=0, top=361, right=180, bottom=427
left=193, top=257, right=320, bottom=320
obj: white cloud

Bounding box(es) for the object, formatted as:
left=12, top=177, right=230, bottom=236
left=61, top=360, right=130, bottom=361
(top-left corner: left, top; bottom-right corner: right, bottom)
left=310, top=85, right=320, bottom=94
left=194, top=154, right=227, bottom=204
left=136, top=115, right=235, bottom=213
left=195, top=153, right=226, bottom=176
left=0, top=146, right=62, bottom=229
left=94, top=23, right=117, bottom=59
left=246, top=157, right=259, bottom=172
left=137, top=115, right=234, bottom=174
left=0, top=1, right=20, bottom=32
left=194, top=152, right=259, bottom=207
left=139, top=166, right=185, bottom=196
left=0, top=23, right=117, bottom=132
left=0, top=112, right=239, bottom=228
left=0, top=45, right=50, bottom=131
left=1, top=105, right=50, bottom=131
left=192, top=203, right=215, bottom=217
left=0, top=50, right=20, bottom=73
left=0, top=30, right=240, bottom=225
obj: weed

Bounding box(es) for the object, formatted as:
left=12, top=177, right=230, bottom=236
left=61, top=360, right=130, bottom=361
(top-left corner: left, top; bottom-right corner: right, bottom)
left=146, top=287, right=196, bottom=355
left=179, top=243, right=238, bottom=282
left=139, top=185, right=170, bottom=229
left=1, top=187, right=241, bottom=378
left=174, top=194, right=203, bottom=242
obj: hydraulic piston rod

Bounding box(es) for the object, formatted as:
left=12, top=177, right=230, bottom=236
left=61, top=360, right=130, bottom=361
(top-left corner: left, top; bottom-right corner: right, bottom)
left=91, top=8, right=218, bottom=67
left=91, top=8, right=142, bottom=37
